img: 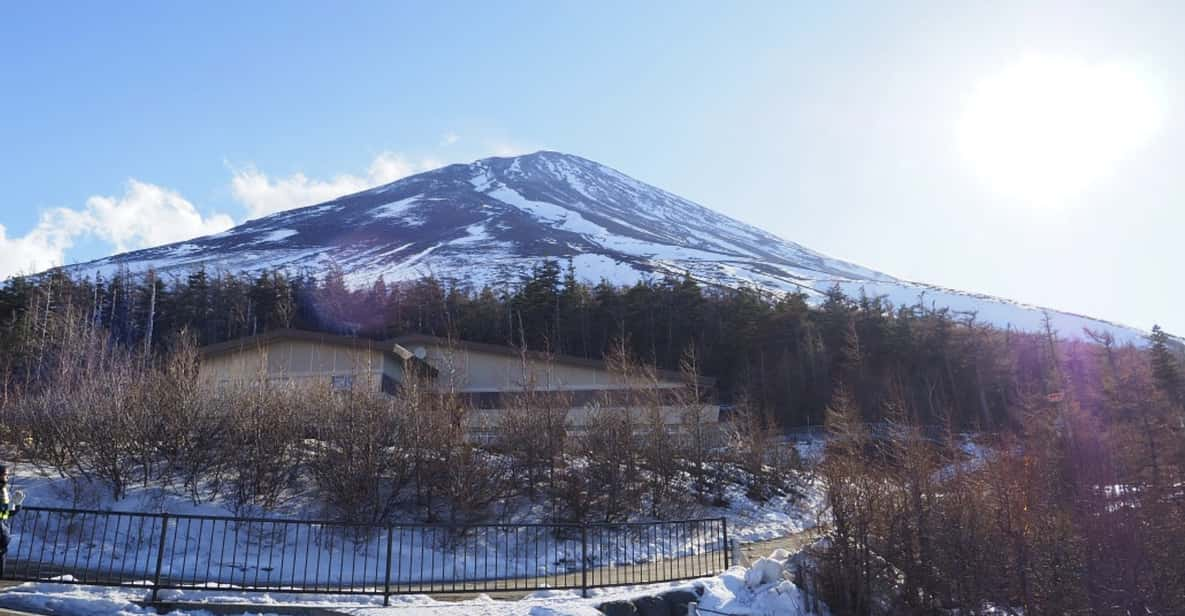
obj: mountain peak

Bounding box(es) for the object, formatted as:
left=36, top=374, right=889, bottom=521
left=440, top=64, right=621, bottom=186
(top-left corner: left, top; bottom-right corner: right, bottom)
left=68, top=153, right=1151, bottom=344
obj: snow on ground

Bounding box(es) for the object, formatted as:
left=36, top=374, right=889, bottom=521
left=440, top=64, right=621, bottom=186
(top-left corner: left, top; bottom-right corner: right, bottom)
left=0, top=563, right=828, bottom=615
left=780, top=431, right=827, bottom=467
left=0, top=579, right=223, bottom=615
left=7, top=459, right=826, bottom=544
left=720, top=475, right=827, bottom=543
left=827, top=278, right=1148, bottom=345
left=932, top=433, right=994, bottom=483
left=2, top=461, right=827, bottom=605
left=566, top=254, right=643, bottom=287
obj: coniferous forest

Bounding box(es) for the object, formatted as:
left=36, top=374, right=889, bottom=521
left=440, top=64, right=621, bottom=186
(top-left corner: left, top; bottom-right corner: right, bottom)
left=1, top=262, right=1182, bottom=432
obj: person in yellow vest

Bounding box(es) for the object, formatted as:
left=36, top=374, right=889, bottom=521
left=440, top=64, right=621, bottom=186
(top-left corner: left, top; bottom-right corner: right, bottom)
left=0, top=464, right=18, bottom=578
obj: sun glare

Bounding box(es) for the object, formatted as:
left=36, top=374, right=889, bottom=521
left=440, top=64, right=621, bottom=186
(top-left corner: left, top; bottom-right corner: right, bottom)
left=958, top=55, right=1165, bottom=207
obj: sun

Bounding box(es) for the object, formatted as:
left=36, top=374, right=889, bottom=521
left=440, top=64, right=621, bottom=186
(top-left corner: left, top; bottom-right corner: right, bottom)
left=957, top=55, right=1165, bottom=207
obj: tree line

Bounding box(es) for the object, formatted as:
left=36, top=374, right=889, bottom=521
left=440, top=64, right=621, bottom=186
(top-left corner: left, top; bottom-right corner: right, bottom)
left=1, top=262, right=1182, bottom=431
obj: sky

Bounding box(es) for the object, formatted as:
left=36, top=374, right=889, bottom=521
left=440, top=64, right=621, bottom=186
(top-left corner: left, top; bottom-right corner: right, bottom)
left=1, top=1, right=1182, bottom=334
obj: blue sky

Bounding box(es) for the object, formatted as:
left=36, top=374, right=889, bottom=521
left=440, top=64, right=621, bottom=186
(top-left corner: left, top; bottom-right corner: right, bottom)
left=2, top=1, right=1183, bottom=334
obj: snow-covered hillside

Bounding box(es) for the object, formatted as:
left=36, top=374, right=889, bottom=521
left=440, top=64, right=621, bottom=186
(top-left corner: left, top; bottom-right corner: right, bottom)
left=70, top=151, right=1149, bottom=343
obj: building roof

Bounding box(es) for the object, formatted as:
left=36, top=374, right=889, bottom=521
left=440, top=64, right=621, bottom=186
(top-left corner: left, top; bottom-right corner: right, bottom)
left=197, top=329, right=713, bottom=387
left=390, top=333, right=713, bottom=387
left=197, top=328, right=437, bottom=376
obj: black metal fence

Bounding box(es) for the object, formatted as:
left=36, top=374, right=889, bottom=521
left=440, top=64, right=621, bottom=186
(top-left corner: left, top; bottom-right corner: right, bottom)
left=3, top=507, right=729, bottom=604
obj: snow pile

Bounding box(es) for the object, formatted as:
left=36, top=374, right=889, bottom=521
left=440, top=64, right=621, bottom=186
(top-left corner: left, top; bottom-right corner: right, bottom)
left=698, top=562, right=827, bottom=616
left=744, top=552, right=791, bottom=589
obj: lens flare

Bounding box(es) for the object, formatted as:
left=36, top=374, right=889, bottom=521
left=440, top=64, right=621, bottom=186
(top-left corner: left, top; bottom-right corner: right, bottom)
left=958, top=54, right=1165, bottom=207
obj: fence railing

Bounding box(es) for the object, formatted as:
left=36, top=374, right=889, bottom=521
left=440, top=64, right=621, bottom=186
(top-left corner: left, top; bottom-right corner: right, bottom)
left=3, top=507, right=729, bottom=604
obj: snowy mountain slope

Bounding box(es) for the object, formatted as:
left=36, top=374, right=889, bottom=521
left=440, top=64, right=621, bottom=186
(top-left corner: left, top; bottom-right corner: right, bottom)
left=70, top=151, right=1151, bottom=344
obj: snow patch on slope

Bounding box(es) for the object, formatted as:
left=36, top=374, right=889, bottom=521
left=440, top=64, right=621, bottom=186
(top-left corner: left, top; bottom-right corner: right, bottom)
left=372, top=195, right=426, bottom=224
left=255, top=228, right=298, bottom=243
left=485, top=186, right=606, bottom=237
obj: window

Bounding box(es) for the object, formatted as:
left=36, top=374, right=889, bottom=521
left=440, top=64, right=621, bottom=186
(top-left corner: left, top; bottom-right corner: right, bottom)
left=331, top=375, right=353, bottom=391
left=381, top=374, right=399, bottom=396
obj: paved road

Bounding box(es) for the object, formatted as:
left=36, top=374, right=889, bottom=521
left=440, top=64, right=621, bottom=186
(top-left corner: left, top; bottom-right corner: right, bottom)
left=735, top=528, right=823, bottom=567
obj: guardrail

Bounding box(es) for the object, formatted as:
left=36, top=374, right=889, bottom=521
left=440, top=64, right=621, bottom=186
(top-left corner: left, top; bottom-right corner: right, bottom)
left=2, top=507, right=729, bottom=604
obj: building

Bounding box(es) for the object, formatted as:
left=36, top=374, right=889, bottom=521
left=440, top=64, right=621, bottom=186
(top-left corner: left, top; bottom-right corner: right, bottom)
left=197, top=329, right=719, bottom=435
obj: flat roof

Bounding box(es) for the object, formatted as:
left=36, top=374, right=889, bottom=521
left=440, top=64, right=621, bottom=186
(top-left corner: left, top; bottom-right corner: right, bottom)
left=197, top=329, right=713, bottom=387
left=197, top=329, right=437, bottom=376
left=391, top=333, right=712, bottom=386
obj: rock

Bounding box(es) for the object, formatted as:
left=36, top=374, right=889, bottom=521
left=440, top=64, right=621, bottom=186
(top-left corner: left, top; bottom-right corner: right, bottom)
left=633, top=595, right=671, bottom=616
left=659, top=589, right=700, bottom=616
left=598, top=599, right=639, bottom=616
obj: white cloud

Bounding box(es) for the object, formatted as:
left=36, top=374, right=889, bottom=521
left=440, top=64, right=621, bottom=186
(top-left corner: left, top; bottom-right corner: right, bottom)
left=441, top=132, right=460, bottom=146
left=0, top=209, right=89, bottom=278
left=230, top=152, right=442, bottom=219
left=0, top=180, right=234, bottom=279
left=367, top=152, right=442, bottom=185
left=84, top=180, right=235, bottom=252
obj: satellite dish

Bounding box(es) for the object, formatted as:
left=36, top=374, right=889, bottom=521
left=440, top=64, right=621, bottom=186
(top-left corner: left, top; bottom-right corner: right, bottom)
left=413, top=346, right=427, bottom=359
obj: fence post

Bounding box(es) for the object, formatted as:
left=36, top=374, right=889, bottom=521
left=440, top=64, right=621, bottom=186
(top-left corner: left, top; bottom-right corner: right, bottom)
left=383, top=525, right=394, bottom=606
left=151, top=513, right=169, bottom=603
left=721, top=517, right=730, bottom=569
left=580, top=524, right=589, bottom=598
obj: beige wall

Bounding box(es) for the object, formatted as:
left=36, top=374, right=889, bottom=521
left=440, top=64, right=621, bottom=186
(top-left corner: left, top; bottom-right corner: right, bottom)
left=414, top=344, right=683, bottom=392
left=414, top=343, right=719, bottom=431
left=199, top=338, right=718, bottom=430
left=199, top=340, right=398, bottom=391
left=468, top=403, right=719, bottom=431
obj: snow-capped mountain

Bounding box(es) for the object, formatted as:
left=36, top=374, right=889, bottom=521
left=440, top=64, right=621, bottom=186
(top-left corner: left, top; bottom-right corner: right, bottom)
left=73, top=151, right=1149, bottom=343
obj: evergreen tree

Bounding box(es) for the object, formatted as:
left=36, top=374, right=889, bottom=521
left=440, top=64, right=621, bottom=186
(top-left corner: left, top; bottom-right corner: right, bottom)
left=1149, top=325, right=1183, bottom=408
left=558, top=262, right=592, bottom=356
left=512, top=260, right=564, bottom=350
